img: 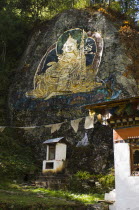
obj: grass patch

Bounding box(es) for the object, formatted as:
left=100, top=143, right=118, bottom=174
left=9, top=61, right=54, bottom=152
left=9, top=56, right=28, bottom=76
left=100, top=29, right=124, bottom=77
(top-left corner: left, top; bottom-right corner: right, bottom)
left=0, top=182, right=104, bottom=209
left=28, top=187, right=103, bottom=204
left=0, top=191, right=76, bottom=208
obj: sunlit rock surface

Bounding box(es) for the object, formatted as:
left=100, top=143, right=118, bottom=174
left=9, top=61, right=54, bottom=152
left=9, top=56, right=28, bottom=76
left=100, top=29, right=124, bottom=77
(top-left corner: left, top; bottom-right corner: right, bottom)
left=8, top=9, right=138, bottom=126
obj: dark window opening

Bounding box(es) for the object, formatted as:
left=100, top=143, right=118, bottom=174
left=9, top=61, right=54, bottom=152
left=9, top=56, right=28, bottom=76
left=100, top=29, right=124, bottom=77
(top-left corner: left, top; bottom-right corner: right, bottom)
left=46, top=162, right=54, bottom=169
left=131, top=145, right=139, bottom=176
left=48, top=145, right=55, bottom=160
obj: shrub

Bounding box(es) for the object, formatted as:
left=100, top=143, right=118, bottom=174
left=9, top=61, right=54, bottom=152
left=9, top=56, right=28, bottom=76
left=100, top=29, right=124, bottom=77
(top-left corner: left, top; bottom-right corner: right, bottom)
left=97, top=169, right=115, bottom=193
left=74, top=171, right=92, bottom=180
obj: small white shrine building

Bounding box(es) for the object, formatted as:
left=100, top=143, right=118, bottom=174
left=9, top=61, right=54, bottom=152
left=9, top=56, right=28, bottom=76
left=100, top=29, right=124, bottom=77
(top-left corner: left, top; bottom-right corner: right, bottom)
left=42, top=137, right=68, bottom=173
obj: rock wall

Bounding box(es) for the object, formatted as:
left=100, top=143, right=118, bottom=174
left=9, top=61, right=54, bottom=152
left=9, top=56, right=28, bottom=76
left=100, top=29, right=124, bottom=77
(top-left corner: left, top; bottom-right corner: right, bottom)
left=8, top=9, right=138, bottom=126
left=7, top=9, right=139, bottom=175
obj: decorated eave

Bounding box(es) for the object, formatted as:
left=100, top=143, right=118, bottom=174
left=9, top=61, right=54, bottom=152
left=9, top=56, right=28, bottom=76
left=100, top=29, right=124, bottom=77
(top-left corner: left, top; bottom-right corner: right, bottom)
left=84, top=96, right=139, bottom=129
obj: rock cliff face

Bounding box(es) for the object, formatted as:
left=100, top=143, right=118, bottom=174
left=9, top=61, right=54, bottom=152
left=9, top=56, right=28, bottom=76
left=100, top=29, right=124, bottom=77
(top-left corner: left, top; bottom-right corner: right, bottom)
left=7, top=9, right=139, bottom=174
left=9, top=9, right=138, bottom=127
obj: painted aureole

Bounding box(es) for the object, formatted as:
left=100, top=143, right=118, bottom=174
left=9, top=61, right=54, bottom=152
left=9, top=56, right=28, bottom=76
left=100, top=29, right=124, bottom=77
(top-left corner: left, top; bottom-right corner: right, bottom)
left=114, top=143, right=139, bottom=210
left=42, top=143, right=67, bottom=173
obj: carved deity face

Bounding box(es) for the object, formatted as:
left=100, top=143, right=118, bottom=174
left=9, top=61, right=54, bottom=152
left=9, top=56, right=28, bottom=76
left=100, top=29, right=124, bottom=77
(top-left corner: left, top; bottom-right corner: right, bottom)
left=65, top=43, right=76, bottom=52
left=62, top=35, right=78, bottom=53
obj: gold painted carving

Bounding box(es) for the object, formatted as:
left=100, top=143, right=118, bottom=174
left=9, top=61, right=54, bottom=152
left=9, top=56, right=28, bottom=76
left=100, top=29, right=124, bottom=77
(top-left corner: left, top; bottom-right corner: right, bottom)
left=26, top=30, right=101, bottom=100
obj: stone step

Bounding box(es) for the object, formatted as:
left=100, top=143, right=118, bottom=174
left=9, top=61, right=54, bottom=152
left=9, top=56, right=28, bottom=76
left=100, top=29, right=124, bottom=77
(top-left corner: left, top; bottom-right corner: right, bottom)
left=35, top=174, right=70, bottom=189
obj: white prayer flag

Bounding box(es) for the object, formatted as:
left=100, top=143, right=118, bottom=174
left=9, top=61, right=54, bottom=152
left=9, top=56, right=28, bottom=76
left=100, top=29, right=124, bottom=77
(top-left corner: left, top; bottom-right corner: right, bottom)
left=71, top=118, right=83, bottom=133
left=84, top=115, right=94, bottom=129
left=0, top=127, right=5, bottom=132
left=51, top=123, right=63, bottom=133
left=76, top=132, right=89, bottom=147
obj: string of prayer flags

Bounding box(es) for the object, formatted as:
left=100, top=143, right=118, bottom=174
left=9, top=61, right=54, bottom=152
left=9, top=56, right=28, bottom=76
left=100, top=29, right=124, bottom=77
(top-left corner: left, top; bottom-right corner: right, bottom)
left=0, top=115, right=96, bottom=134
left=21, top=126, right=37, bottom=130
left=44, top=124, right=53, bottom=128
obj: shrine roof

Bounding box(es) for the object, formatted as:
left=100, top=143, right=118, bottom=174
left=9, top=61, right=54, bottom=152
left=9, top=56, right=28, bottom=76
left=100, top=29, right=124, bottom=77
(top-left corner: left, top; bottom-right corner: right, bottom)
left=43, top=137, right=67, bottom=144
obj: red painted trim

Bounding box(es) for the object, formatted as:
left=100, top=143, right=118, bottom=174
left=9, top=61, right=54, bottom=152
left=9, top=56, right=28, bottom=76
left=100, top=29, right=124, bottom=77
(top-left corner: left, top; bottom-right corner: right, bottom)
left=113, top=127, right=139, bottom=141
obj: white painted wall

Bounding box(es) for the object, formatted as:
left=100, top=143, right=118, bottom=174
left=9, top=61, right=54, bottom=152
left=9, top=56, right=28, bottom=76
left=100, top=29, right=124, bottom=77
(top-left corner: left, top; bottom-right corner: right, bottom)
left=55, top=143, right=67, bottom=160
left=114, top=143, right=139, bottom=210
left=42, top=143, right=67, bottom=173
left=42, top=160, right=64, bottom=173
left=46, top=145, right=49, bottom=160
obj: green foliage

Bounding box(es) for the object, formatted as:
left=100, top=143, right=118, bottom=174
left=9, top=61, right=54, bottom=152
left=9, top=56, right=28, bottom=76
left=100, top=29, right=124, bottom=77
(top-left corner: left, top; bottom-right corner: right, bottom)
left=109, top=1, right=122, bottom=12
left=98, top=173, right=115, bottom=192
left=0, top=128, right=38, bottom=180
left=0, top=8, right=30, bottom=124
left=30, top=187, right=103, bottom=204
left=74, top=0, right=91, bottom=8
left=68, top=171, right=94, bottom=193
left=97, top=169, right=115, bottom=192
left=68, top=169, right=115, bottom=194
left=74, top=171, right=92, bottom=180
left=1, top=0, right=137, bottom=23
left=0, top=10, right=29, bottom=63
left=0, top=191, right=76, bottom=209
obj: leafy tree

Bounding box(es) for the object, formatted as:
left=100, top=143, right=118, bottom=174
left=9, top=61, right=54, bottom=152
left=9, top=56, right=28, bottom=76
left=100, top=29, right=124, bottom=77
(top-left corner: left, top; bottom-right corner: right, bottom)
left=114, top=0, right=139, bottom=19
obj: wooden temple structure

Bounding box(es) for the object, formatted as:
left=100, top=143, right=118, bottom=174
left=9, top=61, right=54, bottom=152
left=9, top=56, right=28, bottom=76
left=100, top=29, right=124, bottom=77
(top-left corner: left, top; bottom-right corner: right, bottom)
left=85, top=96, right=139, bottom=210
